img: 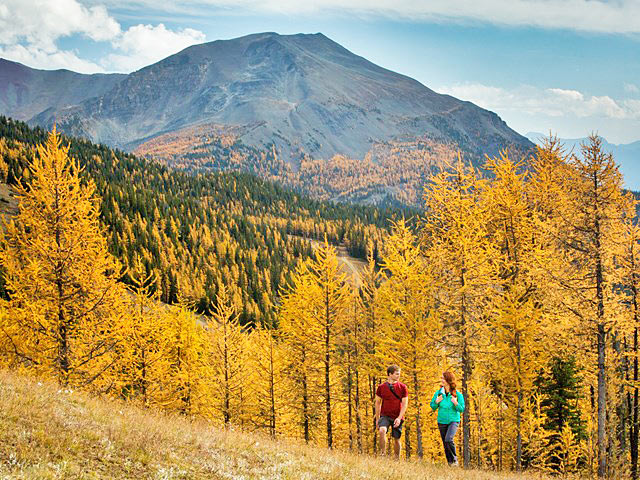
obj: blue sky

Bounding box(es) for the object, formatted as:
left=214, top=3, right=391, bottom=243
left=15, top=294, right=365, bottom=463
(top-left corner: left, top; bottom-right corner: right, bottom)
left=1, top=0, right=640, bottom=144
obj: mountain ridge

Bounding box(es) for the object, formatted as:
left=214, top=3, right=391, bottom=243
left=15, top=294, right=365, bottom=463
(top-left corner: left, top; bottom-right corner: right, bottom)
left=0, top=32, right=532, bottom=164
left=0, top=58, right=125, bottom=122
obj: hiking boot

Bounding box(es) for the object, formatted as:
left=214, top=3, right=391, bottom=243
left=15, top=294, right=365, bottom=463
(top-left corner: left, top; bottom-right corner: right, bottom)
left=451, top=460, right=459, bottom=467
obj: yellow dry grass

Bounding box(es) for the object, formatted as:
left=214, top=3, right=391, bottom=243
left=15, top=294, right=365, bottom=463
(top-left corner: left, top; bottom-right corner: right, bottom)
left=0, top=370, right=561, bottom=479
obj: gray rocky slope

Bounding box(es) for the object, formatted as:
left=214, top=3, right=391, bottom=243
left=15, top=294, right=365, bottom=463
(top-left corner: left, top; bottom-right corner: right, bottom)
left=0, top=58, right=124, bottom=122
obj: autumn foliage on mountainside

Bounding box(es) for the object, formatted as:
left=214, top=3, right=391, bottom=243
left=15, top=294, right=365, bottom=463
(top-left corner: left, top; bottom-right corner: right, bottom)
left=3, top=123, right=640, bottom=479
left=133, top=122, right=462, bottom=206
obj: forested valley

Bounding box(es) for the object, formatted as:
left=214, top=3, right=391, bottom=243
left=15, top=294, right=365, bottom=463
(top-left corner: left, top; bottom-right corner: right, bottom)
left=0, top=116, right=401, bottom=325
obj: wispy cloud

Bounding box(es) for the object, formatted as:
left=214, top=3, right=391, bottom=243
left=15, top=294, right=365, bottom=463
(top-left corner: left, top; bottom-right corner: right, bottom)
left=439, top=83, right=640, bottom=120
left=0, top=0, right=206, bottom=73
left=94, top=0, right=640, bottom=34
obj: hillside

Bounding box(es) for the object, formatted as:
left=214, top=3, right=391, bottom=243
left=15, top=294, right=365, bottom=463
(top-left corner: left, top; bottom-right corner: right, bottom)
left=0, top=116, right=404, bottom=324
left=1, top=119, right=633, bottom=478
left=0, top=370, right=552, bottom=480
left=133, top=123, right=465, bottom=205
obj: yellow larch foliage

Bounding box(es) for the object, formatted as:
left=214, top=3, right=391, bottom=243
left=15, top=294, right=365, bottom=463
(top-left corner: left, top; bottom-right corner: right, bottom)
left=246, top=325, right=285, bottom=438
left=529, top=135, right=633, bottom=477
left=377, top=218, right=441, bottom=459
left=279, top=271, right=324, bottom=443
left=164, top=305, right=212, bottom=417
left=0, top=128, right=126, bottom=387
left=421, top=154, right=493, bottom=467
left=111, top=256, right=173, bottom=406
left=304, top=240, right=351, bottom=449
left=482, top=151, right=552, bottom=471
left=208, top=284, right=250, bottom=426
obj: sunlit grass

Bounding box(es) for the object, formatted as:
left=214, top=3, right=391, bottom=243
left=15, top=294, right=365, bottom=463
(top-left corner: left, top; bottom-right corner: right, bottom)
left=0, top=369, right=562, bottom=479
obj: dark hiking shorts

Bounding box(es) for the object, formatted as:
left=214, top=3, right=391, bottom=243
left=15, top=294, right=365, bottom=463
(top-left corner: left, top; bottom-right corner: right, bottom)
left=378, top=415, right=404, bottom=438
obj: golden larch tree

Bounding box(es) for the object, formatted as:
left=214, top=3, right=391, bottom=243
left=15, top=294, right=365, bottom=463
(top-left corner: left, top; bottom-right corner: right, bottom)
left=165, top=305, right=212, bottom=417
left=359, top=253, right=385, bottom=452
left=377, top=218, right=440, bottom=458
left=246, top=324, right=284, bottom=437
left=305, top=240, right=350, bottom=448
left=421, top=154, right=493, bottom=467
left=0, top=128, right=125, bottom=387
left=529, top=135, right=632, bottom=477
left=115, top=256, right=173, bottom=406
left=208, top=284, right=250, bottom=426
left=279, top=268, right=323, bottom=443
left=482, top=152, right=551, bottom=470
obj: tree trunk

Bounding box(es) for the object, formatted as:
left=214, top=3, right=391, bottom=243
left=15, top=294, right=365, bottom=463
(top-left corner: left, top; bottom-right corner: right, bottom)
left=54, top=178, right=69, bottom=385
left=371, top=376, right=378, bottom=452
left=516, top=331, right=522, bottom=472
left=460, top=266, right=471, bottom=468
left=597, top=322, right=607, bottom=477
left=141, top=349, right=147, bottom=405
left=223, top=321, right=230, bottom=425
left=302, top=346, right=310, bottom=443
left=462, top=328, right=471, bottom=468
left=269, top=334, right=276, bottom=438
left=615, top=335, right=626, bottom=456
left=405, top=424, right=411, bottom=459
left=355, top=365, right=363, bottom=453
left=475, top=395, right=483, bottom=467
left=631, top=266, right=639, bottom=480
left=413, top=368, right=423, bottom=457
left=325, top=288, right=333, bottom=449
left=594, top=178, right=607, bottom=478
left=348, top=361, right=353, bottom=451
left=498, top=393, right=503, bottom=471
left=628, top=327, right=639, bottom=480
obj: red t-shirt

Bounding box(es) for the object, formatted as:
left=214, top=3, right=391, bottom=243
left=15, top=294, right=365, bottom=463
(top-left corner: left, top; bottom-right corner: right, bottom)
left=376, top=381, right=408, bottom=419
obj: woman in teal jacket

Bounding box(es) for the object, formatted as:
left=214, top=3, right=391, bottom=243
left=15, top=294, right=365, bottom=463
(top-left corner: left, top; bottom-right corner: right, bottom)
left=430, top=371, right=465, bottom=466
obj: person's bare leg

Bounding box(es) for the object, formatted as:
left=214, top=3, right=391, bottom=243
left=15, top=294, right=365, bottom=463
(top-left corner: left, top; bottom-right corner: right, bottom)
left=378, top=427, right=387, bottom=455
left=393, top=437, right=401, bottom=459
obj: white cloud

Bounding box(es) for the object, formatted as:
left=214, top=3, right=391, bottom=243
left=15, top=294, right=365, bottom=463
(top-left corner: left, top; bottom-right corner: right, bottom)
left=438, top=82, right=640, bottom=143
left=105, top=24, right=206, bottom=72
left=439, top=83, right=638, bottom=120
left=0, top=0, right=121, bottom=50
left=547, top=88, right=584, bottom=102
left=0, top=0, right=122, bottom=72
left=93, top=0, right=640, bottom=34
left=0, top=44, right=104, bottom=73
left=0, top=0, right=206, bottom=73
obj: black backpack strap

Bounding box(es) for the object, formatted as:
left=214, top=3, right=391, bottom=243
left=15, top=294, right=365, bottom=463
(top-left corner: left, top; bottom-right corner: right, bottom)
left=388, top=382, right=402, bottom=401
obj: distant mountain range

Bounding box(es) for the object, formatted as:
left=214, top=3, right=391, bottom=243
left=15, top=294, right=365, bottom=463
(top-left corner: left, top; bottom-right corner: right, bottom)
left=526, top=132, right=640, bottom=191
left=0, top=58, right=125, bottom=122
left=0, top=32, right=532, bottom=165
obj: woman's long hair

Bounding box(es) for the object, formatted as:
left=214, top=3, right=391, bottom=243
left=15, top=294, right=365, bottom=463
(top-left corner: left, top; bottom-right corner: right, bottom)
left=443, top=371, right=457, bottom=395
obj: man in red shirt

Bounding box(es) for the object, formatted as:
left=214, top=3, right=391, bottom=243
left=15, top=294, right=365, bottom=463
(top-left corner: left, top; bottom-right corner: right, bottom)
left=375, top=364, right=409, bottom=458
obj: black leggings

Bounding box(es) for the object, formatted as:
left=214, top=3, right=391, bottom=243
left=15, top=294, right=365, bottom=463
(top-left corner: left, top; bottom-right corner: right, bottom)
left=438, top=422, right=459, bottom=464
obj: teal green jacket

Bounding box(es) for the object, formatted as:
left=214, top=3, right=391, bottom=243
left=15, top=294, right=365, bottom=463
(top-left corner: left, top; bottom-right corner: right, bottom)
left=430, top=389, right=465, bottom=424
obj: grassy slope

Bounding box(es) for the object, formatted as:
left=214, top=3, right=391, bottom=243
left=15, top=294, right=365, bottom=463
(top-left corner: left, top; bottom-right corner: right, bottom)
left=0, top=371, right=557, bottom=480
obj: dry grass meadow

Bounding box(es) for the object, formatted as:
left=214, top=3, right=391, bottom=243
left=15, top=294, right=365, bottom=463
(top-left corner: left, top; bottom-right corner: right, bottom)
left=0, top=369, right=565, bottom=479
